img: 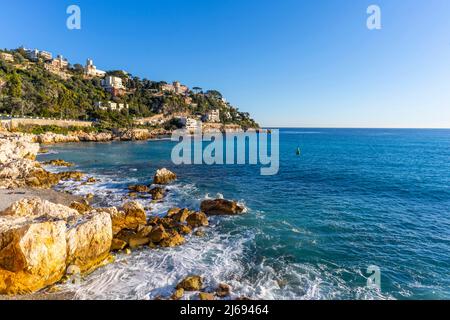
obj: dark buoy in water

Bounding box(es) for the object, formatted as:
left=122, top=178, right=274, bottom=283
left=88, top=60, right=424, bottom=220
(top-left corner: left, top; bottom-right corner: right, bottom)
left=296, top=147, right=301, bottom=156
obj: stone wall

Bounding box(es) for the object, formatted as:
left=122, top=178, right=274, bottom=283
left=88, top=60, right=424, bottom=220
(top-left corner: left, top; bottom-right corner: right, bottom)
left=0, top=118, right=93, bottom=130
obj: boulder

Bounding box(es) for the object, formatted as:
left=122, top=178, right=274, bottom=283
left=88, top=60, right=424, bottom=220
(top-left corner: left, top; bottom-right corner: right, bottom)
left=58, top=171, right=85, bottom=181
left=176, top=225, right=192, bottom=235
left=128, top=185, right=151, bottom=193
left=0, top=197, right=79, bottom=220
left=119, top=129, right=151, bottom=141
left=171, top=288, right=184, bottom=300
left=216, top=283, right=231, bottom=297
left=153, top=168, right=177, bottom=185
left=149, top=187, right=165, bottom=200
left=194, top=230, right=206, bottom=237
left=149, top=225, right=169, bottom=243
left=128, top=235, right=150, bottom=249
left=170, top=208, right=190, bottom=223
left=109, top=201, right=147, bottom=235
left=86, top=177, right=97, bottom=183
left=176, top=276, right=203, bottom=291
left=43, top=159, right=74, bottom=167
left=69, top=201, right=92, bottom=214
left=199, top=292, right=215, bottom=300
left=111, top=238, right=127, bottom=251
left=160, top=231, right=185, bottom=247
left=200, top=199, right=245, bottom=215
left=0, top=218, right=67, bottom=294
left=167, top=207, right=181, bottom=216
left=186, top=212, right=209, bottom=228
left=65, top=212, right=113, bottom=273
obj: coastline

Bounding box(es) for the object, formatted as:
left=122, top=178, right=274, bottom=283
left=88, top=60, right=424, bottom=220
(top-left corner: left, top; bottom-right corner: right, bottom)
left=0, top=130, right=246, bottom=299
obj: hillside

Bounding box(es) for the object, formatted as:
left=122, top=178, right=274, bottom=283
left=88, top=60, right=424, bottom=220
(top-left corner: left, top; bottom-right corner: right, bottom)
left=0, top=48, right=259, bottom=130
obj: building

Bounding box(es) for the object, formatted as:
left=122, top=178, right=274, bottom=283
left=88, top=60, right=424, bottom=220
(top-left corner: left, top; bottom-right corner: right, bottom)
left=46, top=55, right=69, bottom=71
left=203, top=109, right=220, bottom=123
left=26, top=49, right=52, bottom=61
left=173, top=81, right=189, bottom=95
left=178, top=117, right=201, bottom=132
left=161, top=83, right=175, bottom=93
left=44, top=55, right=70, bottom=79
left=95, top=101, right=129, bottom=112
left=134, top=114, right=166, bottom=126
left=102, top=76, right=126, bottom=96
left=0, top=52, right=14, bottom=62
left=85, top=59, right=106, bottom=77
left=161, top=81, right=189, bottom=95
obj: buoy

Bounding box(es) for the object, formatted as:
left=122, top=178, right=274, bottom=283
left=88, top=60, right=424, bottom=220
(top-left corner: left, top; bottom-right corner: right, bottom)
left=296, top=147, right=301, bottom=156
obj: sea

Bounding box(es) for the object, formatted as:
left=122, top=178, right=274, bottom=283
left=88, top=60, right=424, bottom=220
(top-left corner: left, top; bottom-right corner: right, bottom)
left=37, top=128, right=450, bottom=300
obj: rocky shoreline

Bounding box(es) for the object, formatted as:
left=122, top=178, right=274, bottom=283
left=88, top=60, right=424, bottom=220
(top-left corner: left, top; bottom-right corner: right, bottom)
left=0, top=131, right=247, bottom=300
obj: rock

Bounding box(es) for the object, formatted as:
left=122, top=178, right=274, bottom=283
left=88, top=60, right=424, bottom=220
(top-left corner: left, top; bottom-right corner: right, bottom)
left=0, top=197, right=79, bottom=220
left=171, top=208, right=190, bottom=223
left=176, top=276, right=203, bottom=291
left=34, top=132, right=79, bottom=144
left=43, top=159, right=74, bottom=167
left=171, top=288, right=184, bottom=300
left=39, top=148, right=49, bottom=154
left=149, top=225, right=169, bottom=243
left=160, top=231, right=185, bottom=247
left=86, top=177, right=97, bottom=183
left=137, top=225, right=153, bottom=237
left=199, top=292, right=215, bottom=300
left=186, top=212, right=209, bottom=228
left=176, top=225, right=192, bottom=235
left=128, top=185, right=151, bottom=193
left=147, top=216, right=162, bottom=226
left=118, top=129, right=151, bottom=141
left=200, top=199, right=245, bottom=215
left=85, top=193, right=94, bottom=200
left=153, top=168, right=177, bottom=185
left=0, top=218, right=67, bottom=294
left=216, top=283, right=231, bottom=297
left=65, top=212, right=113, bottom=273
left=69, top=201, right=92, bottom=214
left=167, top=207, right=181, bottom=216
left=128, top=236, right=150, bottom=249
left=149, top=187, right=165, bottom=200
left=0, top=133, right=44, bottom=188
left=109, top=201, right=146, bottom=235
left=111, top=238, right=127, bottom=251
left=58, top=171, right=85, bottom=181
left=23, top=168, right=60, bottom=189
left=194, top=230, right=206, bottom=237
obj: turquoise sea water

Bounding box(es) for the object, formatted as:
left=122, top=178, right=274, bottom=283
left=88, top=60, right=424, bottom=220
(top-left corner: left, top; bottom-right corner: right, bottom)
left=38, top=129, right=450, bottom=300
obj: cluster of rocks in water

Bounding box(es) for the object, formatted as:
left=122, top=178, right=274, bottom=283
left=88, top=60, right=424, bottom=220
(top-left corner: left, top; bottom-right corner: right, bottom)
left=0, top=132, right=246, bottom=298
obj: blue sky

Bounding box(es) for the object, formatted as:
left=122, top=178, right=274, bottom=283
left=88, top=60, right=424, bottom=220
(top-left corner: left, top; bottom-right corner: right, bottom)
left=1, top=0, right=449, bottom=128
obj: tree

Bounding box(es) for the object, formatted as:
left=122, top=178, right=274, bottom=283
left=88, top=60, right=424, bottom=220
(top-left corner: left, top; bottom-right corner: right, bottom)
left=193, top=86, right=202, bottom=94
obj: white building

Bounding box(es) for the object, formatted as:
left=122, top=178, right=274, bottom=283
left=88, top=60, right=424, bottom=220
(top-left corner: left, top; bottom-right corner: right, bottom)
left=203, top=109, right=220, bottom=123
left=95, top=101, right=129, bottom=112
left=26, top=49, right=53, bottom=61
left=178, top=117, right=201, bottom=132
left=85, top=59, right=106, bottom=77
left=102, top=76, right=125, bottom=90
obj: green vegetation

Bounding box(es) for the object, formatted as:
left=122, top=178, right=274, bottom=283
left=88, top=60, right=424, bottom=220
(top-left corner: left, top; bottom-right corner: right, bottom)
left=0, top=48, right=259, bottom=129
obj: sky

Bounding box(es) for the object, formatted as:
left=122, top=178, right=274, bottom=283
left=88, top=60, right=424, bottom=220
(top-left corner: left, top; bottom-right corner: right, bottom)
left=1, top=0, right=449, bottom=128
